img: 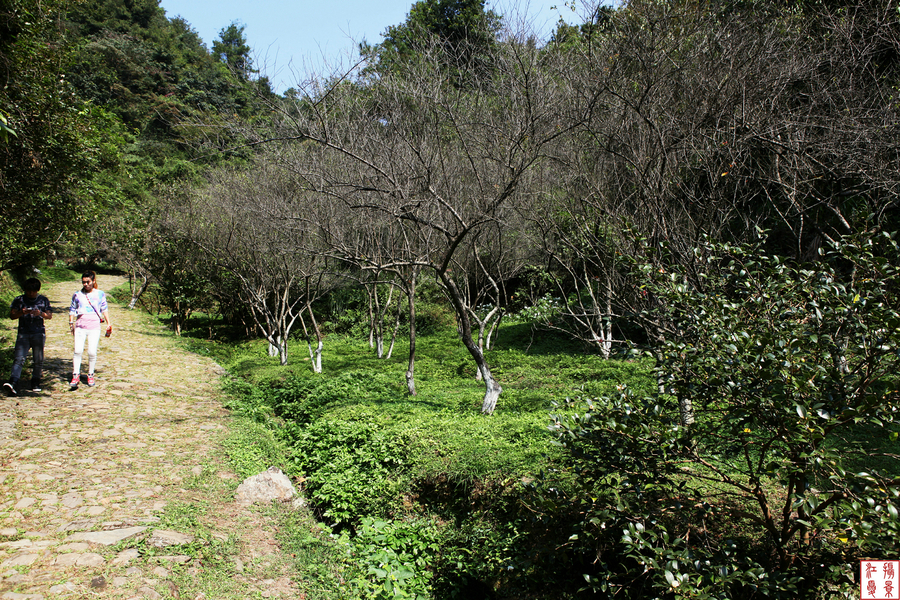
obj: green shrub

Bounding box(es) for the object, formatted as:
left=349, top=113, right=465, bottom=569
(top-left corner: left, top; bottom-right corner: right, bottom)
left=221, top=416, right=291, bottom=479
left=273, top=370, right=399, bottom=424
left=318, top=285, right=370, bottom=336
left=343, top=516, right=442, bottom=600
left=543, top=232, right=900, bottom=598
left=199, top=299, right=659, bottom=598
left=414, top=302, right=456, bottom=337
left=275, top=509, right=361, bottom=600
left=286, top=406, right=408, bottom=525
left=221, top=377, right=277, bottom=425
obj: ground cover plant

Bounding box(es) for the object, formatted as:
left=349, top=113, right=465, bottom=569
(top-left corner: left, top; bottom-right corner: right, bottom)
left=54, top=226, right=900, bottom=599
left=5, top=0, right=900, bottom=595
left=183, top=300, right=657, bottom=598
left=7, top=228, right=884, bottom=600
left=169, top=231, right=894, bottom=597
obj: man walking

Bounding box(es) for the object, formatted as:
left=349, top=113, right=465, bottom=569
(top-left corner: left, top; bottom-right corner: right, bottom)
left=3, top=278, right=52, bottom=395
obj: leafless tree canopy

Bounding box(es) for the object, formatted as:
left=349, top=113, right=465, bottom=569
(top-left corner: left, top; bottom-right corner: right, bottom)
left=152, top=0, right=899, bottom=413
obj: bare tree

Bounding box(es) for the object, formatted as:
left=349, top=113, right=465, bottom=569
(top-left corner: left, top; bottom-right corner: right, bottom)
left=314, top=192, right=431, bottom=396
left=354, top=268, right=402, bottom=359
left=731, top=1, right=900, bottom=258
left=453, top=222, right=536, bottom=372
left=535, top=0, right=900, bottom=427
left=187, top=159, right=333, bottom=368
left=252, top=35, right=574, bottom=413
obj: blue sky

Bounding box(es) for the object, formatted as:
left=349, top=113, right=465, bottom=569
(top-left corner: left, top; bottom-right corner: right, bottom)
left=156, top=0, right=582, bottom=93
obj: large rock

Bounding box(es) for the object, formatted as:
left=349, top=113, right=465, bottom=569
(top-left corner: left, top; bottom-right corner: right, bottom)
left=147, top=529, right=194, bottom=548
left=234, top=467, right=297, bottom=507
left=65, top=526, right=147, bottom=546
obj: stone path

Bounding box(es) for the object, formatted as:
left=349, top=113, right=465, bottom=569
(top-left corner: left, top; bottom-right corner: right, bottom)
left=0, top=276, right=298, bottom=599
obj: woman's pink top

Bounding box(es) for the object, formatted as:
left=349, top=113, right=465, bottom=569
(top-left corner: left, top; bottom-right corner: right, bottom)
left=69, top=289, right=107, bottom=330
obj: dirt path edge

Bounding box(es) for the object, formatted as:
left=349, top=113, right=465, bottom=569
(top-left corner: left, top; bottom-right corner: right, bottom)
left=0, top=275, right=302, bottom=599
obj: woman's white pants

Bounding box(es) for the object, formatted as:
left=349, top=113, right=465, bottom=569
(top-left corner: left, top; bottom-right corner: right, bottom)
left=73, top=328, right=101, bottom=374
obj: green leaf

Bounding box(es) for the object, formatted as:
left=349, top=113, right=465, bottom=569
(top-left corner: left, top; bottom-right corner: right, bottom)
left=664, top=570, right=679, bottom=588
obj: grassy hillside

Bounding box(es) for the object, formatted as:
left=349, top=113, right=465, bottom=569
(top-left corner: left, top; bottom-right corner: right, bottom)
left=176, top=313, right=654, bottom=599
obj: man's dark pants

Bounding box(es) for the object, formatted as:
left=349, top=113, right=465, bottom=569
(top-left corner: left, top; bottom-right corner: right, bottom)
left=10, top=331, right=45, bottom=388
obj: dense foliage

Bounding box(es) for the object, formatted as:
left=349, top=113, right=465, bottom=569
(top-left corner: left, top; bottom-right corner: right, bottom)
left=213, top=231, right=900, bottom=598
left=1, top=0, right=271, bottom=273
left=547, top=232, right=900, bottom=597
left=210, top=320, right=658, bottom=599
left=0, top=0, right=112, bottom=270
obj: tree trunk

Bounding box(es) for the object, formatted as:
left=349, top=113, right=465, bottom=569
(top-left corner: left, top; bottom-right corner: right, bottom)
left=406, top=271, right=417, bottom=396
left=308, top=304, right=323, bottom=374
left=298, top=311, right=320, bottom=373
left=480, top=367, right=502, bottom=415
left=654, top=334, right=695, bottom=429
left=679, top=391, right=695, bottom=428
left=367, top=289, right=375, bottom=349
left=128, top=272, right=150, bottom=310
left=280, top=339, right=289, bottom=366
left=386, top=299, right=401, bottom=360
left=374, top=282, right=396, bottom=359
left=475, top=335, right=484, bottom=381
left=470, top=306, right=499, bottom=381
left=173, top=301, right=184, bottom=336
left=268, top=336, right=281, bottom=357
left=598, top=277, right=613, bottom=359
left=313, top=340, right=322, bottom=372
left=373, top=281, right=384, bottom=357
left=485, top=309, right=503, bottom=351
left=441, top=273, right=501, bottom=414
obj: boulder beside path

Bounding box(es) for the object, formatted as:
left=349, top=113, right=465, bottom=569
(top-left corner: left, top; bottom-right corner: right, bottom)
left=234, top=467, right=301, bottom=507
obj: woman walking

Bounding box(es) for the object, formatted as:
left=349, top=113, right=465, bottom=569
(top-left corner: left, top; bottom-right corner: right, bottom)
left=69, top=271, right=113, bottom=389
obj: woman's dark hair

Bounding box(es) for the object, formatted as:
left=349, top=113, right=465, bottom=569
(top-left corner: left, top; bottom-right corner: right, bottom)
left=23, top=278, right=41, bottom=292
left=82, top=270, right=96, bottom=281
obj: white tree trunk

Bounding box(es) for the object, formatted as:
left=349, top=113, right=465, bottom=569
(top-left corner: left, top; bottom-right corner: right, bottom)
left=480, top=368, right=502, bottom=415
left=313, top=340, right=323, bottom=373
left=386, top=301, right=401, bottom=360
left=128, top=272, right=150, bottom=310
left=367, top=292, right=375, bottom=349
left=442, top=274, right=503, bottom=414
left=268, top=335, right=281, bottom=357
left=594, top=277, right=612, bottom=359
left=405, top=270, right=417, bottom=396
left=279, top=340, right=289, bottom=366
left=485, top=310, right=503, bottom=352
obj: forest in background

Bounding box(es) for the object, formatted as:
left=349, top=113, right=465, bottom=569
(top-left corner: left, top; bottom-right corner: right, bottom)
left=3, top=0, right=900, bottom=597
left=0, top=0, right=273, bottom=272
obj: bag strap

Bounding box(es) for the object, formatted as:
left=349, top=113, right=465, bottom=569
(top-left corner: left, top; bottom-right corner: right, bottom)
left=81, top=291, right=103, bottom=320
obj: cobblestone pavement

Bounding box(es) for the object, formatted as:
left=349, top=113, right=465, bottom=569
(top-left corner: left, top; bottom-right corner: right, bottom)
left=0, top=276, right=297, bottom=599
